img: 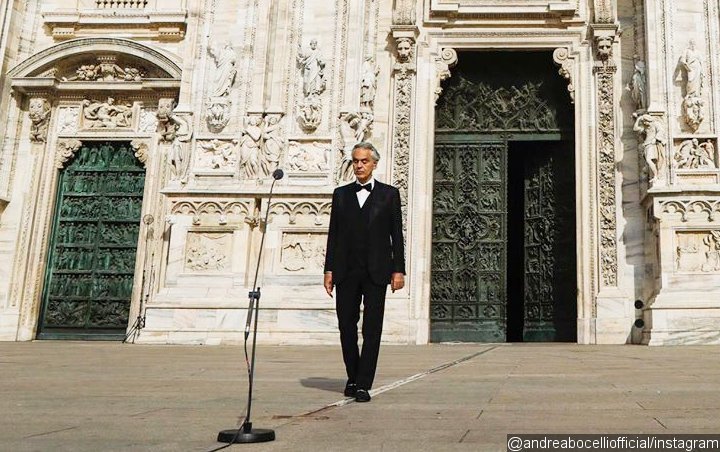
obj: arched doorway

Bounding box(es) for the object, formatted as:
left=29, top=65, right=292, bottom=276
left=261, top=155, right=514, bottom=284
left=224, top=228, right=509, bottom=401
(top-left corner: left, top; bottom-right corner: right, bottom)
left=430, top=51, right=577, bottom=342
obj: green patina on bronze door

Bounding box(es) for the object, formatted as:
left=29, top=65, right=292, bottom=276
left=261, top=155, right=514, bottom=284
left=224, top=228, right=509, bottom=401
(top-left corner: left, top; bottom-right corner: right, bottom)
left=38, top=142, right=145, bottom=340
left=431, top=51, right=576, bottom=342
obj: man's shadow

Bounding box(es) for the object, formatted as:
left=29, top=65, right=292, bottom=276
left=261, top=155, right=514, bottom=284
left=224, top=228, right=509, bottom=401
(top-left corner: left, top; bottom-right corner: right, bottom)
left=300, top=377, right=345, bottom=394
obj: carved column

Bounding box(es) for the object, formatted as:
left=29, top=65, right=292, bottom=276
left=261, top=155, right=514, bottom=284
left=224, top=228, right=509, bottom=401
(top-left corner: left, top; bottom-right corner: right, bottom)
left=390, top=26, right=418, bottom=233
left=592, top=24, right=620, bottom=290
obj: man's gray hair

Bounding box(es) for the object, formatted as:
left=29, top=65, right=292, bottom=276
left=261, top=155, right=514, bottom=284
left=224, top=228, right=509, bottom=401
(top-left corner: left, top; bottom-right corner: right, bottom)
left=352, top=142, right=381, bottom=162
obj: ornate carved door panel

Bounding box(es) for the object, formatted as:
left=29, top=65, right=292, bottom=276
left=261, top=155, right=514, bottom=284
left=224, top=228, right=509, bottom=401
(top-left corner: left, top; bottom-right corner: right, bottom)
left=431, top=139, right=507, bottom=342
left=38, top=142, right=145, bottom=340
left=517, top=142, right=576, bottom=341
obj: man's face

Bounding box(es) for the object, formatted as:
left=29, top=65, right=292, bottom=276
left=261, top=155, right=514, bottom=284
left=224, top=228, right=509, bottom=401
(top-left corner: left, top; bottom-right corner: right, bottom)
left=352, top=147, right=377, bottom=183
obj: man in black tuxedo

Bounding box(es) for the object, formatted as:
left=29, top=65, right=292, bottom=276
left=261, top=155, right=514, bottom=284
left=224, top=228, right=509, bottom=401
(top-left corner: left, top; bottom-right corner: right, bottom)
left=324, top=142, right=405, bottom=403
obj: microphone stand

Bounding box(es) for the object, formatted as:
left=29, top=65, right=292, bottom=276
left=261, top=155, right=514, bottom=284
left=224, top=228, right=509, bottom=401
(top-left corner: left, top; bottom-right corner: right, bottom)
left=217, top=169, right=284, bottom=444
left=124, top=215, right=155, bottom=343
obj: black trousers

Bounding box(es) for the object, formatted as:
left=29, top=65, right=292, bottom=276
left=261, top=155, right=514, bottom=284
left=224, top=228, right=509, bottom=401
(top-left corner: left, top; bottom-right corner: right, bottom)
left=335, top=268, right=387, bottom=390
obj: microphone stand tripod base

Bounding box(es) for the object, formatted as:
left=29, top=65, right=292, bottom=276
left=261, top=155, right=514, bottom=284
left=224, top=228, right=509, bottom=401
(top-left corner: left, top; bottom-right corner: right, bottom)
left=217, top=425, right=275, bottom=443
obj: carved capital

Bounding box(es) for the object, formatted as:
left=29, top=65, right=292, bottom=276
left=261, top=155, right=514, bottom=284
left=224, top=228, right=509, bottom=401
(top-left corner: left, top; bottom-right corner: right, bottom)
left=552, top=47, right=575, bottom=103
left=130, top=140, right=150, bottom=168
left=591, top=24, right=619, bottom=68
left=434, top=48, right=458, bottom=105
left=55, top=139, right=83, bottom=169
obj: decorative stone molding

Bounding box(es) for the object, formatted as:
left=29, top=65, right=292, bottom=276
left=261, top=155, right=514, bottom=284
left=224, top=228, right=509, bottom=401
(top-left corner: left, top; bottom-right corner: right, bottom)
left=28, top=97, right=51, bottom=143
left=592, top=24, right=620, bottom=288
left=392, top=0, right=416, bottom=25
left=425, top=0, right=577, bottom=22
left=655, top=199, right=720, bottom=222
left=170, top=200, right=253, bottom=217
left=55, top=139, right=83, bottom=169
left=269, top=201, right=332, bottom=225
left=130, top=140, right=149, bottom=168
left=552, top=47, right=575, bottom=103
left=42, top=8, right=187, bottom=41
left=434, top=48, right=458, bottom=105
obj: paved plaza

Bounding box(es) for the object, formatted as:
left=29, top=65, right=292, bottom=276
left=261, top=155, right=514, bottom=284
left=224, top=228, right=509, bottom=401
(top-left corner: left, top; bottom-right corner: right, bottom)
left=1, top=342, right=720, bottom=451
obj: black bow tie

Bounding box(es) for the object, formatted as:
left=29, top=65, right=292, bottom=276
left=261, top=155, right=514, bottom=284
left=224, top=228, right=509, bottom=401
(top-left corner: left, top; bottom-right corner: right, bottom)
left=355, top=183, right=372, bottom=192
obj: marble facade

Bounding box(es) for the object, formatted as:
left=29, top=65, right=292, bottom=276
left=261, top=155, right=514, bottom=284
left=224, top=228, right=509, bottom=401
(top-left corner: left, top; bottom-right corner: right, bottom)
left=0, top=0, right=718, bottom=345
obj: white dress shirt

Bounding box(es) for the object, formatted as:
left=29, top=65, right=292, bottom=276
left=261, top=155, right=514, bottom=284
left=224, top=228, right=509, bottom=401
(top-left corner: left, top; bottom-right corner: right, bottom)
left=355, top=177, right=375, bottom=208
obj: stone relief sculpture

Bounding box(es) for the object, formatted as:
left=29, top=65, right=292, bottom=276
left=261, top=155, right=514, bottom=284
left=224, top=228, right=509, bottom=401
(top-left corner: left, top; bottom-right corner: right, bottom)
left=261, top=113, right=284, bottom=178
left=633, top=113, right=667, bottom=185
left=677, top=40, right=705, bottom=132
left=703, top=231, right=720, bottom=272
left=185, top=233, right=230, bottom=272
left=676, top=231, right=720, bottom=272
left=197, top=139, right=238, bottom=170
left=287, top=141, right=330, bottom=173
left=674, top=138, right=715, bottom=169
left=206, top=42, right=237, bottom=133
left=64, top=55, right=144, bottom=82
left=139, top=109, right=158, bottom=133
left=156, top=98, right=177, bottom=142
left=239, top=113, right=263, bottom=179
left=281, top=233, right=326, bottom=273
left=337, top=111, right=372, bottom=182
left=360, top=56, right=379, bottom=111
left=57, top=107, right=79, bottom=135
left=82, top=97, right=133, bottom=128
left=296, top=39, right=327, bottom=131
left=626, top=55, right=647, bottom=112
left=29, top=98, right=51, bottom=143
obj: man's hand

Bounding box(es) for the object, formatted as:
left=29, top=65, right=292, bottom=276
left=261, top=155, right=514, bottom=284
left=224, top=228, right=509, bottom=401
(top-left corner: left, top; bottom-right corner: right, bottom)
left=390, top=272, right=405, bottom=293
left=324, top=272, right=334, bottom=298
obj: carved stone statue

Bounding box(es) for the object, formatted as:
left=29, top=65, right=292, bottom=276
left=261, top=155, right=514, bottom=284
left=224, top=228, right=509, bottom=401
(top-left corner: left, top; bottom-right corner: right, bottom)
left=168, top=112, right=193, bottom=183
left=626, top=55, right=647, bottom=112
left=261, top=113, right=284, bottom=178
left=156, top=98, right=177, bottom=142
left=677, top=40, right=705, bottom=132
left=297, top=39, right=326, bottom=98
left=633, top=114, right=667, bottom=184
left=360, top=56, right=379, bottom=111
left=83, top=97, right=133, bottom=128
left=208, top=42, right=237, bottom=98
left=337, top=111, right=372, bottom=181
left=239, top=114, right=263, bottom=179
left=29, top=97, right=51, bottom=143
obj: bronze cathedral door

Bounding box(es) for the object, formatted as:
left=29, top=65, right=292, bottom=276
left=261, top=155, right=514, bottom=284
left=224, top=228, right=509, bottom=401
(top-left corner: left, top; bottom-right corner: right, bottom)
left=430, top=52, right=576, bottom=342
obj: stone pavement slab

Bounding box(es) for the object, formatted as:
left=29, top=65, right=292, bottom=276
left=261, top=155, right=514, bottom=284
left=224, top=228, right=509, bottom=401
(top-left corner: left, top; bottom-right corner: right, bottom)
left=1, top=343, right=719, bottom=451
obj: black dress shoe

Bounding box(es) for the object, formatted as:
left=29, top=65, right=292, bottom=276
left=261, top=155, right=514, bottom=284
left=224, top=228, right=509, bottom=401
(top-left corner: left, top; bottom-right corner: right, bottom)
left=344, top=382, right=357, bottom=397
left=355, top=389, right=371, bottom=402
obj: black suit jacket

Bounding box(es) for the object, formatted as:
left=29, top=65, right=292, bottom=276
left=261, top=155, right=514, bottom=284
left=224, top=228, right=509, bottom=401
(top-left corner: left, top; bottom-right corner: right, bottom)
left=324, top=181, right=406, bottom=286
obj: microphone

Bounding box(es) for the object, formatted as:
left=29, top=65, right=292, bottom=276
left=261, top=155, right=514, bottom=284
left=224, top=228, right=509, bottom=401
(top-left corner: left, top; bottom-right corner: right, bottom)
left=272, top=168, right=284, bottom=180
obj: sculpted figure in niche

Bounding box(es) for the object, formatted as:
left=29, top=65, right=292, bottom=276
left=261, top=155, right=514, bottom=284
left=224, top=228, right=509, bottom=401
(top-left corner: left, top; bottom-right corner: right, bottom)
left=168, top=113, right=193, bottom=183
left=208, top=41, right=237, bottom=98
left=679, top=39, right=703, bottom=98
left=626, top=55, right=647, bottom=111
left=360, top=56, right=379, bottom=110
left=261, top=113, right=284, bottom=178
left=633, top=114, right=667, bottom=184
left=83, top=97, right=132, bottom=128
left=29, top=98, right=51, bottom=143
left=297, top=39, right=326, bottom=98
left=239, top=114, right=263, bottom=179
